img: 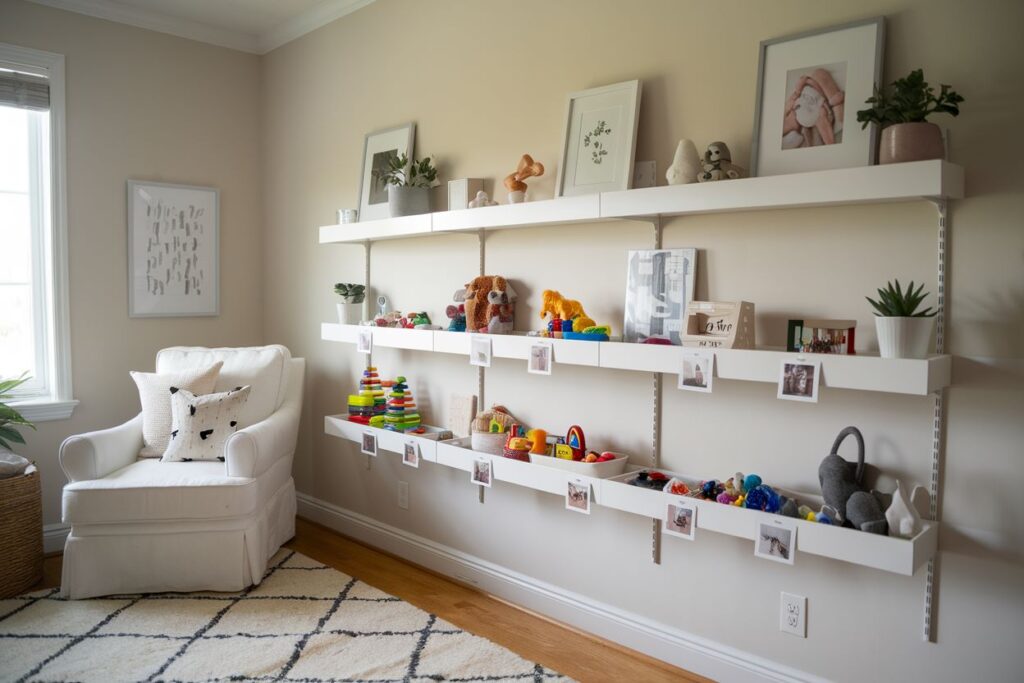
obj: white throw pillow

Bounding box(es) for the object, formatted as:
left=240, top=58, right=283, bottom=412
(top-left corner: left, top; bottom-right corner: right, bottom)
left=161, top=385, right=250, bottom=462
left=131, top=362, right=223, bottom=457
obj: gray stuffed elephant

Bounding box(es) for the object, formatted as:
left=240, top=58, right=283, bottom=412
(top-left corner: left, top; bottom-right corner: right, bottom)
left=818, top=426, right=888, bottom=534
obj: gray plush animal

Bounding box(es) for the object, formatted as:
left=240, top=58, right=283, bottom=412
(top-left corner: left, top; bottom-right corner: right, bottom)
left=818, top=426, right=888, bottom=534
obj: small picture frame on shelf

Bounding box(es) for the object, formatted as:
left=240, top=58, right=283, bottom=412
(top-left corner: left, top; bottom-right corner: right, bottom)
left=470, top=335, right=492, bottom=367
left=471, top=457, right=492, bottom=487
left=403, top=441, right=419, bottom=468
left=778, top=358, right=822, bottom=403
left=528, top=341, right=553, bottom=375
left=361, top=431, right=378, bottom=457
left=357, top=122, right=415, bottom=222
left=556, top=80, right=642, bottom=197
left=678, top=349, right=714, bottom=393
left=566, top=478, right=591, bottom=514
left=357, top=328, right=373, bottom=354
left=663, top=499, right=697, bottom=540
left=755, top=518, right=797, bottom=565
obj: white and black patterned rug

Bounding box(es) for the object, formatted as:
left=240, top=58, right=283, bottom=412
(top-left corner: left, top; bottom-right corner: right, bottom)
left=0, top=550, right=573, bottom=683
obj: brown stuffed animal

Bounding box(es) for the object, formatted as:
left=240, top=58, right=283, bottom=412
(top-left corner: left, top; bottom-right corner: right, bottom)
left=455, top=276, right=518, bottom=334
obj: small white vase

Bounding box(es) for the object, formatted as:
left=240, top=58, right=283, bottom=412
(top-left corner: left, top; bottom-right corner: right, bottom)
left=337, top=302, right=362, bottom=325
left=507, top=190, right=526, bottom=204
left=885, top=480, right=923, bottom=538
left=875, top=317, right=935, bottom=359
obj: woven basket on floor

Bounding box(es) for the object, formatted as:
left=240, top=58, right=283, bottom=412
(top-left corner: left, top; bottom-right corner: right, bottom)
left=0, top=465, right=43, bottom=598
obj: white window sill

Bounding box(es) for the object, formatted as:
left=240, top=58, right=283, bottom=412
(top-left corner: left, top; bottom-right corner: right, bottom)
left=10, top=398, right=78, bottom=422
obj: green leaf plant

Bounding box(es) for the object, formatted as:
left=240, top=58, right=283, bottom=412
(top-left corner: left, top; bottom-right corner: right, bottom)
left=866, top=280, right=938, bottom=317
left=334, top=283, right=366, bottom=303
left=372, top=153, right=439, bottom=189
left=857, top=69, right=964, bottom=129
left=0, top=373, right=36, bottom=450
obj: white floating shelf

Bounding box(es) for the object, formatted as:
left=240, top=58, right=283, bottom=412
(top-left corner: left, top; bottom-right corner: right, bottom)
left=323, top=325, right=950, bottom=396
left=600, top=160, right=963, bottom=219
left=599, top=473, right=937, bottom=576
left=324, top=415, right=445, bottom=462
left=318, top=161, right=963, bottom=243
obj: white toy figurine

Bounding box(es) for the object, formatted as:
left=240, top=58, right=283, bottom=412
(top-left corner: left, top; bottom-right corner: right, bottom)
left=885, top=480, right=924, bottom=538
left=468, top=191, right=498, bottom=208
left=666, top=139, right=701, bottom=185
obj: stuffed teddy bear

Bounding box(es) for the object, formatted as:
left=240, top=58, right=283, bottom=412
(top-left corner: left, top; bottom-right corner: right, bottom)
left=455, top=276, right=517, bottom=334
left=697, top=142, right=746, bottom=183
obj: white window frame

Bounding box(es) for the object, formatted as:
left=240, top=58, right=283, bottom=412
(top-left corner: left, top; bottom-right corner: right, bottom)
left=1, top=43, right=75, bottom=422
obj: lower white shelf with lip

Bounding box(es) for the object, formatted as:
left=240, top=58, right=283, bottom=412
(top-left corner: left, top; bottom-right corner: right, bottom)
left=324, top=415, right=451, bottom=462
left=432, top=330, right=600, bottom=367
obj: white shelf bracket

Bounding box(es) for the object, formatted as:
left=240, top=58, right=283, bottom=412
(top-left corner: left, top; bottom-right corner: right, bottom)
left=364, top=240, right=372, bottom=366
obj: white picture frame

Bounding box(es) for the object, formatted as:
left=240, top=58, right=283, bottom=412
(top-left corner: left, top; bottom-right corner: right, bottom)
left=663, top=499, right=697, bottom=540
left=778, top=358, right=822, bottom=403
left=127, top=180, right=218, bottom=317
left=679, top=349, right=714, bottom=393
left=556, top=80, right=642, bottom=197
left=357, top=122, right=415, bottom=222
left=755, top=518, right=798, bottom=565
left=751, top=17, right=885, bottom=177
left=566, top=478, right=591, bottom=514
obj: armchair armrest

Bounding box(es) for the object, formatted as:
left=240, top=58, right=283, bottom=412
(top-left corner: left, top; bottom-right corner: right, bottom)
left=59, top=413, right=144, bottom=483
left=224, top=401, right=300, bottom=479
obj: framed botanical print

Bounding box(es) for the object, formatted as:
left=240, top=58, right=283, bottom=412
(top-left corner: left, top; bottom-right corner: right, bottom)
left=357, top=122, right=415, bottom=222
left=751, top=17, right=885, bottom=176
left=127, top=180, right=218, bottom=317
left=555, top=80, right=641, bottom=197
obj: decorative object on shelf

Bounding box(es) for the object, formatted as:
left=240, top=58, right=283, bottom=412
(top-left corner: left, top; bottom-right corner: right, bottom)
left=526, top=428, right=548, bottom=455
left=866, top=279, right=937, bottom=359
left=445, top=302, right=467, bottom=332
left=334, top=282, right=366, bottom=325
left=374, top=153, right=440, bottom=217
left=358, top=122, right=415, bottom=222
left=471, top=405, right=519, bottom=454
left=857, top=69, right=963, bottom=164
left=751, top=17, right=885, bottom=176
left=467, top=190, right=498, bottom=208
left=447, top=394, right=477, bottom=437
left=623, top=248, right=697, bottom=345
left=377, top=295, right=389, bottom=318
left=398, top=312, right=439, bottom=330
left=556, top=79, right=642, bottom=197
left=553, top=424, right=587, bottom=461
left=456, top=276, right=517, bottom=334
left=787, top=319, right=856, bottom=354
left=885, top=480, right=925, bottom=539
left=665, top=478, right=691, bottom=496
left=681, top=301, right=755, bottom=349
left=818, top=426, right=888, bottom=534
left=778, top=358, right=821, bottom=403
left=503, top=154, right=545, bottom=204
left=0, top=373, right=35, bottom=454
left=127, top=180, right=219, bottom=317
left=501, top=424, right=531, bottom=462
left=538, top=289, right=600, bottom=338
left=384, top=376, right=422, bottom=433
left=448, top=178, right=485, bottom=211
left=337, top=208, right=358, bottom=224
left=696, top=142, right=746, bottom=182
left=665, top=139, right=701, bottom=185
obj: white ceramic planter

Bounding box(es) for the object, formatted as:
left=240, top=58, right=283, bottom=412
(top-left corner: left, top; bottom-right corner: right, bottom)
left=388, top=186, right=430, bottom=217
left=875, top=316, right=935, bottom=359
left=337, top=302, right=363, bottom=325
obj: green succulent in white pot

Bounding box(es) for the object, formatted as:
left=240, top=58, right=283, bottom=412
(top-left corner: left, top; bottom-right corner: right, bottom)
left=373, top=153, right=439, bottom=217
left=866, top=280, right=937, bottom=359
left=334, top=282, right=366, bottom=325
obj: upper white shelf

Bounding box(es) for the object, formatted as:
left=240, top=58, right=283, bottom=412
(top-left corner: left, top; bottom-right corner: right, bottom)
left=319, top=160, right=964, bottom=244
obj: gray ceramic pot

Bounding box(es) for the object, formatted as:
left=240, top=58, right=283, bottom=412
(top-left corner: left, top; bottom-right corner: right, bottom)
left=878, top=122, right=945, bottom=164
left=388, top=186, right=430, bottom=217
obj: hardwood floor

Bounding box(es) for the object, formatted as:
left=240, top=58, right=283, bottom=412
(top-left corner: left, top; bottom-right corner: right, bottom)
left=33, top=518, right=705, bottom=682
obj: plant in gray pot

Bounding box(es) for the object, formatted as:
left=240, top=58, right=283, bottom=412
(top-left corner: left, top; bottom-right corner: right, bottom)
left=374, top=153, right=439, bottom=217
left=334, top=282, right=366, bottom=325
left=866, top=280, right=937, bottom=359
left=856, top=69, right=964, bottom=164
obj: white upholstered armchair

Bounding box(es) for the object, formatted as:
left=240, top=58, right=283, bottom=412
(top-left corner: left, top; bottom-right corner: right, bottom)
left=58, top=345, right=304, bottom=599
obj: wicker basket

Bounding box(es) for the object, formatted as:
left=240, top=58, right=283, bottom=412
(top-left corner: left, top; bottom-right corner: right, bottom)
left=0, top=465, right=43, bottom=598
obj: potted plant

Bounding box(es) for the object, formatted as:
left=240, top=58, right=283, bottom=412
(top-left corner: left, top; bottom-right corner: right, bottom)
left=856, top=69, right=964, bottom=164
left=334, top=283, right=366, bottom=325
left=374, top=153, right=439, bottom=217
left=0, top=374, right=35, bottom=455
left=866, top=280, right=937, bottom=359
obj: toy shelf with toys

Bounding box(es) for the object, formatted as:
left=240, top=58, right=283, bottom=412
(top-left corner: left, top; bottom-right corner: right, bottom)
left=319, top=160, right=962, bottom=244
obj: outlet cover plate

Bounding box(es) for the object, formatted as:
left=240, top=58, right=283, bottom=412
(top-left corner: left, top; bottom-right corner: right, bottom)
left=780, top=592, right=806, bottom=637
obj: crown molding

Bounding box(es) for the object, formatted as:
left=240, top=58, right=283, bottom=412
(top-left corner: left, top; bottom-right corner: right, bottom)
left=25, top=0, right=376, bottom=55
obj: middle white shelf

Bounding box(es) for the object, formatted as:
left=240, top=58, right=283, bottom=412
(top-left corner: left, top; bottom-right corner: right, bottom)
left=322, top=323, right=951, bottom=396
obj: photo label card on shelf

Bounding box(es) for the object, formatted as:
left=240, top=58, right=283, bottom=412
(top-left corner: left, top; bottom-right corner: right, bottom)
left=471, top=457, right=492, bottom=487
left=566, top=477, right=591, bottom=514
left=469, top=335, right=492, bottom=367
left=678, top=349, right=714, bottom=393
left=360, top=431, right=378, bottom=457
left=528, top=341, right=553, bottom=375
left=755, top=517, right=798, bottom=565
left=356, top=328, right=373, bottom=354
left=663, top=499, right=697, bottom=540
left=403, top=441, right=419, bottom=468
left=777, top=357, right=821, bottom=403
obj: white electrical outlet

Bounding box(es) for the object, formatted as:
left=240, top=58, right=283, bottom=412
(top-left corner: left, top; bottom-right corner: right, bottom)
left=780, top=592, right=806, bottom=637
left=398, top=481, right=409, bottom=510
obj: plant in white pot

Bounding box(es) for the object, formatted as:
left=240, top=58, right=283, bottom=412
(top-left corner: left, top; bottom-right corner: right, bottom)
left=374, top=153, right=439, bottom=217
left=334, top=283, right=366, bottom=325
left=866, top=280, right=937, bottom=359
left=856, top=69, right=964, bottom=164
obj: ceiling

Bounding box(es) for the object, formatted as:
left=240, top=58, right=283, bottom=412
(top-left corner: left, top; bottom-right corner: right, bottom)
left=27, top=0, right=375, bottom=54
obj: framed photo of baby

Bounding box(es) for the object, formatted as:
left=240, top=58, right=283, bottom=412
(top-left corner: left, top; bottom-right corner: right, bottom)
left=751, top=18, right=884, bottom=177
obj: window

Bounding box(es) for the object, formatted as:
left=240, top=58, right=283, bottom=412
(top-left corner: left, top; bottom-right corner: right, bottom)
left=0, top=44, right=74, bottom=421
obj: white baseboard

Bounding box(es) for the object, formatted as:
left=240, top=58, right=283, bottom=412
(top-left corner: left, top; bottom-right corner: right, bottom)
left=297, top=492, right=822, bottom=683
left=43, top=522, right=69, bottom=554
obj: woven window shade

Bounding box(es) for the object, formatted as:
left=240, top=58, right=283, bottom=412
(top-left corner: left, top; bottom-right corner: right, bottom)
left=0, top=69, right=49, bottom=111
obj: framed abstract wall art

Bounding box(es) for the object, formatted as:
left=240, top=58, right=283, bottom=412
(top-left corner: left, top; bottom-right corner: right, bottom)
left=623, top=248, right=697, bottom=345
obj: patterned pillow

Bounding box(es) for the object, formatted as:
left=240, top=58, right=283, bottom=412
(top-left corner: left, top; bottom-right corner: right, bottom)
left=131, top=362, right=223, bottom=457
left=161, top=385, right=251, bottom=463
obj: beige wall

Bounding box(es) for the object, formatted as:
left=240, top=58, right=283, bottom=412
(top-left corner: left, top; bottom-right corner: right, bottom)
left=263, top=0, right=1024, bottom=681
left=0, top=1, right=265, bottom=529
